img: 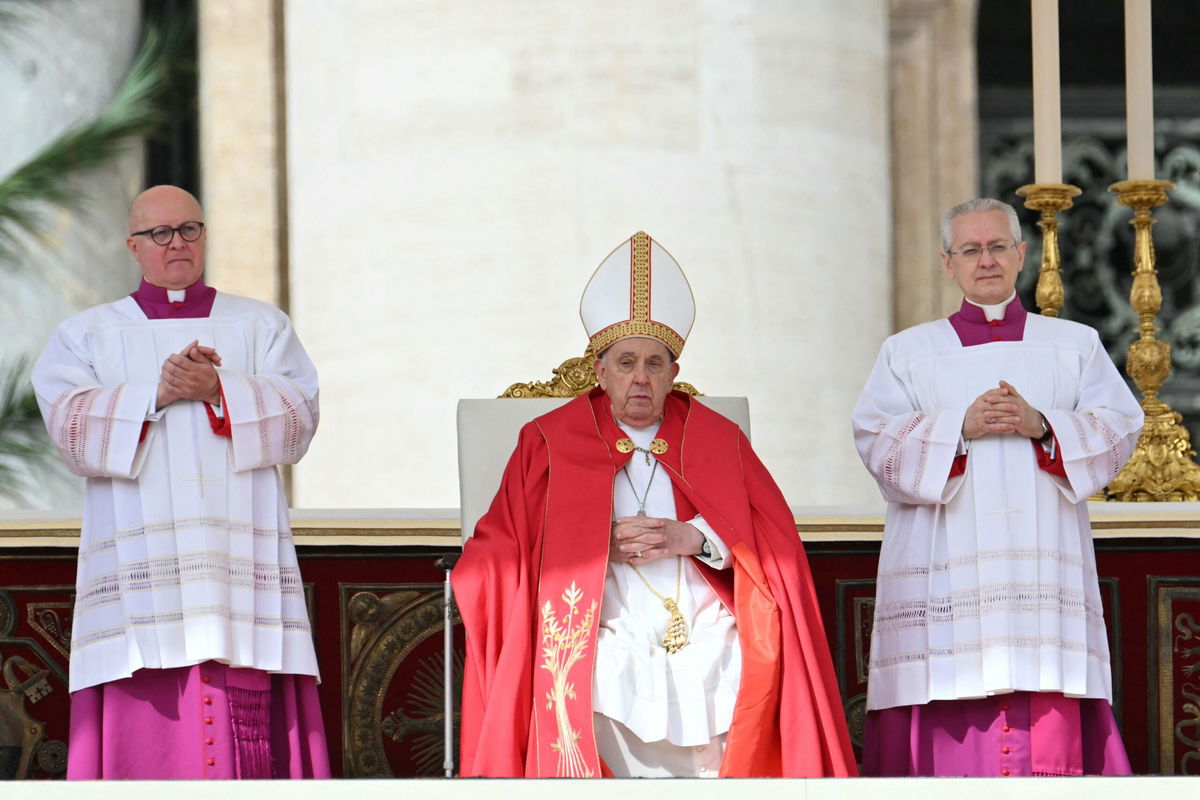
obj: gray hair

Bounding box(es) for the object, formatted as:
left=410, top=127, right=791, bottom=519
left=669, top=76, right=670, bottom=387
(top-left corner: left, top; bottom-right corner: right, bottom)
left=940, top=198, right=1022, bottom=252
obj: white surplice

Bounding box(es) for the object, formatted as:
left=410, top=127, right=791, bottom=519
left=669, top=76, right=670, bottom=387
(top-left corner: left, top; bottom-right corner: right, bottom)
left=852, top=314, right=1142, bottom=711
left=33, top=293, right=320, bottom=692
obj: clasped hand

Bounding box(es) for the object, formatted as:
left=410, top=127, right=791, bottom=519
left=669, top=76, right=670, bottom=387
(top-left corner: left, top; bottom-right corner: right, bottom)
left=962, top=380, right=1045, bottom=440
left=157, top=340, right=222, bottom=408
left=609, top=516, right=704, bottom=565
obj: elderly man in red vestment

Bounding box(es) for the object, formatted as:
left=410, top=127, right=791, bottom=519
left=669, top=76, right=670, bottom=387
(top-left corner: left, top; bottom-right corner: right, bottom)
left=453, top=231, right=856, bottom=778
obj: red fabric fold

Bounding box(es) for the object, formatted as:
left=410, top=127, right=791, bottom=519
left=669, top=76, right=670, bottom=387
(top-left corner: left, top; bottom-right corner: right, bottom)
left=205, top=382, right=232, bottom=438
left=1033, top=434, right=1067, bottom=476
left=949, top=452, right=967, bottom=478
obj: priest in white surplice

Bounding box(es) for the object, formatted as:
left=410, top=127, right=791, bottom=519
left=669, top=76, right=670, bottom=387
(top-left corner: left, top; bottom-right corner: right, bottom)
left=852, top=198, right=1143, bottom=777
left=32, top=186, right=329, bottom=779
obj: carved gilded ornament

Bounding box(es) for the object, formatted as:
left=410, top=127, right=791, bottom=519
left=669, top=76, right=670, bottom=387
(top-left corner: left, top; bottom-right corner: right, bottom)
left=1105, top=180, right=1200, bottom=501
left=342, top=587, right=459, bottom=777
left=500, top=342, right=700, bottom=399
left=1016, top=183, right=1082, bottom=318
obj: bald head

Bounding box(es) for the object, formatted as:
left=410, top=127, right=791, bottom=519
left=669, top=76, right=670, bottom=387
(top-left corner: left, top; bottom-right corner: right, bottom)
left=126, top=185, right=207, bottom=290
left=129, top=185, right=203, bottom=233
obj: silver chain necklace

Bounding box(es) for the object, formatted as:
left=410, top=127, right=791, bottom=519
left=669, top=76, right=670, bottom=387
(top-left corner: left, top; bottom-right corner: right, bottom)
left=622, top=460, right=659, bottom=516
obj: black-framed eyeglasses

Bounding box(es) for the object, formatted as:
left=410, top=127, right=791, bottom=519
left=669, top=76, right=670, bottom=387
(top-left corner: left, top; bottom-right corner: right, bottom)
left=131, top=221, right=205, bottom=246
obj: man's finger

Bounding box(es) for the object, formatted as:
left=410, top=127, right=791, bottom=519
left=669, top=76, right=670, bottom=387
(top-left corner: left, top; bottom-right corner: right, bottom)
left=616, top=516, right=664, bottom=527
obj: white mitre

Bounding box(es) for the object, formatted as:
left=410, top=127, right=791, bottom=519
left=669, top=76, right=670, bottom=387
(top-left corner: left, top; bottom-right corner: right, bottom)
left=579, top=231, right=696, bottom=358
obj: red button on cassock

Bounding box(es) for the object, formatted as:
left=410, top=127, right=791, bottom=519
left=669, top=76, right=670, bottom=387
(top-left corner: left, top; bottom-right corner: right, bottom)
left=207, top=758, right=216, bottom=766
left=202, top=676, right=212, bottom=684
left=204, top=717, right=214, bottom=725
left=203, top=697, right=213, bottom=705
left=1002, top=726, right=1012, bottom=733
left=1001, top=769, right=1011, bottom=776
left=205, top=738, right=215, bottom=745
left=1001, top=704, right=1010, bottom=711
left=1002, top=747, right=1011, bottom=754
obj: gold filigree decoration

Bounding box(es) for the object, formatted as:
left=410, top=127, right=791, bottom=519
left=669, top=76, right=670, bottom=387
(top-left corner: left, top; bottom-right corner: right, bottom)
left=539, top=581, right=597, bottom=778
left=589, top=321, right=686, bottom=359
left=499, top=342, right=701, bottom=399
left=1104, top=180, right=1200, bottom=501
left=631, top=231, right=651, bottom=326
left=1016, top=183, right=1082, bottom=317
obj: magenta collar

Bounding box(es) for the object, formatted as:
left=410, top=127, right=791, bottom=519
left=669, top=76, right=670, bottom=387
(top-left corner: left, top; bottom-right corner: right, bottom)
left=130, top=278, right=217, bottom=319
left=948, top=297, right=1028, bottom=346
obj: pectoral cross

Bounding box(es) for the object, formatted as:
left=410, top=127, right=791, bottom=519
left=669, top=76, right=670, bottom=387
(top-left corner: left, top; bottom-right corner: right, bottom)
left=184, top=460, right=219, bottom=498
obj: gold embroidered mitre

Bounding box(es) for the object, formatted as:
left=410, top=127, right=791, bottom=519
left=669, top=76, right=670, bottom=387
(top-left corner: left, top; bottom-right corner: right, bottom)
left=579, top=231, right=695, bottom=358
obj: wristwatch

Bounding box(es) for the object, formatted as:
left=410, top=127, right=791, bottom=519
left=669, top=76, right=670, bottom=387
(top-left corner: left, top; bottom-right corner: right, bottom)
left=698, top=538, right=712, bottom=558
left=1038, top=415, right=1052, bottom=443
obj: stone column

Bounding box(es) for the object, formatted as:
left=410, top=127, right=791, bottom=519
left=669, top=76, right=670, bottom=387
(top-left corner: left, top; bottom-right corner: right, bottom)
left=198, top=0, right=289, bottom=309
left=888, top=0, right=979, bottom=330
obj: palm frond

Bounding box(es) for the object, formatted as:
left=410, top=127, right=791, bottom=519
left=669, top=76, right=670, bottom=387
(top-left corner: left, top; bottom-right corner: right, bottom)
left=0, top=357, right=54, bottom=500
left=0, top=26, right=171, bottom=261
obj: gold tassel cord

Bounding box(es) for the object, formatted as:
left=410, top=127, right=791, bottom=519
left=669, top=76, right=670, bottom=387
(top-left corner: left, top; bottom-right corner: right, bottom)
left=627, top=556, right=690, bottom=654
left=660, top=597, right=689, bottom=655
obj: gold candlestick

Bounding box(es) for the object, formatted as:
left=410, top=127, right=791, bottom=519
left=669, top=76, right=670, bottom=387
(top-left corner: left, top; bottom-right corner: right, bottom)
left=1105, top=179, right=1200, bottom=501
left=1015, top=183, right=1082, bottom=317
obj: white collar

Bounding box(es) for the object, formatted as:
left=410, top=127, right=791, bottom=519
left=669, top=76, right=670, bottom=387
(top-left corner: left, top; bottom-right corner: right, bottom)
left=167, top=288, right=186, bottom=303
left=966, top=292, right=1016, bottom=322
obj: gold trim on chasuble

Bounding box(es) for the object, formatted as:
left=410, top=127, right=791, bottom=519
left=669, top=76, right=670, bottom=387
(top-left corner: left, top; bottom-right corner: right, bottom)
left=539, top=581, right=598, bottom=777
left=587, top=232, right=687, bottom=358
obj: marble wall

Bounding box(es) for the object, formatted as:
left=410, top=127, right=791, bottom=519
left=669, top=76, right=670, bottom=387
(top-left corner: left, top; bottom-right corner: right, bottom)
left=282, top=0, right=893, bottom=510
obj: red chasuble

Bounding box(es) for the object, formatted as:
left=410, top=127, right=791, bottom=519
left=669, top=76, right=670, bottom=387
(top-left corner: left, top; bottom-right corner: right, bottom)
left=453, top=388, right=856, bottom=778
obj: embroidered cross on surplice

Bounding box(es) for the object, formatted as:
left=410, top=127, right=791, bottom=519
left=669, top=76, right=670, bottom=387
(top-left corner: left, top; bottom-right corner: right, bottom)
left=184, top=460, right=219, bottom=498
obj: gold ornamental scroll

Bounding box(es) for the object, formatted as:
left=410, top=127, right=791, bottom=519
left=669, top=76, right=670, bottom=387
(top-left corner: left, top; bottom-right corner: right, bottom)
left=500, top=343, right=700, bottom=399
left=1105, top=179, right=1200, bottom=501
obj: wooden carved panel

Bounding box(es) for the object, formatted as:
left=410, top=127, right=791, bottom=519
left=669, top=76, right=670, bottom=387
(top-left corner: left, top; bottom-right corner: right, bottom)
left=1149, top=577, right=1200, bottom=775
left=0, top=586, right=74, bottom=779
left=834, top=578, right=876, bottom=755
left=341, top=582, right=461, bottom=777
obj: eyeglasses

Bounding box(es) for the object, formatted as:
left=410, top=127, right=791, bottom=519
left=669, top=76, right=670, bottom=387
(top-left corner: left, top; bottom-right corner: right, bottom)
left=947, top=241, right=1020, bottom=262
left=130, top=221, right=205, bottom=246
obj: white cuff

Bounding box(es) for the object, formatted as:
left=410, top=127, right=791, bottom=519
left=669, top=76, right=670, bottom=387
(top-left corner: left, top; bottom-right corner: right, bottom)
left=145, top=387, right=166, bottom=421
left=690, top=515, right=731, bottom=570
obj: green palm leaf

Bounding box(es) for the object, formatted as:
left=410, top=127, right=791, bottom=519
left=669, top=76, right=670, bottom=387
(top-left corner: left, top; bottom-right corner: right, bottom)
left=0, top=358, right=53, bottom=500
left=0, top=26, right=170, bottom=260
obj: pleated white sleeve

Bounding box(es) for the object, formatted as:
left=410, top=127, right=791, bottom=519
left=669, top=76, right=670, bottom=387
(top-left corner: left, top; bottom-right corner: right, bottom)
left=851, top=338, right=967, bottom=506
left=1043, top=329, right=1143, bottom=501
left=218, top=313, right=320, bottom=473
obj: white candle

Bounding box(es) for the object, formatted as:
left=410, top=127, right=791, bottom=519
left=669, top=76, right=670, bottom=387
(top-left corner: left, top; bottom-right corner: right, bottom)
left=1031, top=0, right=1062, bottom=185
left=1124, top=0, right=1155, bottom=179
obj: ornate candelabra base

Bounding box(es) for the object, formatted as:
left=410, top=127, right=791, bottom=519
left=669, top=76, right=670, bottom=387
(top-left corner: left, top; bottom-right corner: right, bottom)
left=1015, top=183, right=1082, bottom=317
left=1104, top=179, right=1200, bottom=502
